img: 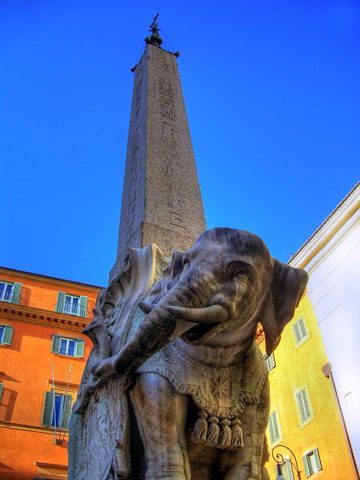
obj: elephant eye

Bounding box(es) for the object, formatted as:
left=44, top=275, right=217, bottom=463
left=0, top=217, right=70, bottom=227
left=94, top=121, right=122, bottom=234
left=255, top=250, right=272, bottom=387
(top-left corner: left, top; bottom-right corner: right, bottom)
left=235, top=270, right=249, bottom=280
left=182, top=258, right=190, bottom=268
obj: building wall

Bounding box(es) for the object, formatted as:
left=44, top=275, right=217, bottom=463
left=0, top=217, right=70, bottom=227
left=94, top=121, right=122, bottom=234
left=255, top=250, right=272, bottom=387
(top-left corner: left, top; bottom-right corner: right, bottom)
left=290, top=182, right=360, bottom=469
left=258, top=294, right=356, bottom=479
left=0, top=267, right=102, bottom=480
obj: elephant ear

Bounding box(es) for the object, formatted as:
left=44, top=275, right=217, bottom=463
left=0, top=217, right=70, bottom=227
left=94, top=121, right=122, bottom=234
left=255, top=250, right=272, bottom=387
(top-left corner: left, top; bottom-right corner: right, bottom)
left=260, top=259, right=308, bottom=355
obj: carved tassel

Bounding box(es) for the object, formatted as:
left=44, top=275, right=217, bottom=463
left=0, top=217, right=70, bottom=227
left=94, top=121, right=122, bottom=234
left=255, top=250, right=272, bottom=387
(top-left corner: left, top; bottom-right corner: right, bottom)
left=219, top=419, right=232, bottom=447
left=191, top=410, right=208, bottom=445
left=230, top=418, right=244, bottom=448
left=206, top=416, right=220, bottom=445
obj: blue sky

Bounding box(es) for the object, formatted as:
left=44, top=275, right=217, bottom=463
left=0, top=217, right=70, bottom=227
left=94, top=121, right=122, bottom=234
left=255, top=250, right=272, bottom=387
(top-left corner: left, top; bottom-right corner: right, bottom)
left=1, top=0, right=359, bottom=287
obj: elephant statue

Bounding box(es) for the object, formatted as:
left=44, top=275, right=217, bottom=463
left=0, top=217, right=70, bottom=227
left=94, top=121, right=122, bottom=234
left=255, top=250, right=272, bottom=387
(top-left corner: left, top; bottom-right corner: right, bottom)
left=70, top=228, right=308, bottom=480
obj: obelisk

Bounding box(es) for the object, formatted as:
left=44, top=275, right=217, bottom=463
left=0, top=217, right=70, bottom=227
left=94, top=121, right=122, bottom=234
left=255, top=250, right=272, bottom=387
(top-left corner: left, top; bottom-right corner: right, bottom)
left=110, top=16, right=206, bottom=281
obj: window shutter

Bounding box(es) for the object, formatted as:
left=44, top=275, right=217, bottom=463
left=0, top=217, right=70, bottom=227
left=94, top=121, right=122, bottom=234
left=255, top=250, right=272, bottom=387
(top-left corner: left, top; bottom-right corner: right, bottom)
left=293, top=322, right=302, bottom=343
left=56, top=292, right=66, bottom=313
left=60, top=394, right=72, bottom=429
left=79, top=296, right=88, bottom=317
left=269, top=353, right=275, bottom=370
left=0, top=383, right=3, bottom=402
left=297, top=391, right=306, bottom=422
left=42, top=391, right=54, bottom=426
left=301, top=390, right=311, bottom=420
left=302, top=455, right=311, bottom=477
left=286, top=459, right=295, bottom=480
left=268, top=412, right=279, bottom=443
left=51, top=335, right=61, bottom=353
left=10, top=283, right=22, bottom=304
left=268, top=414, right=275, bottom=443
left=299, top=317, right=307, bottom=338
left=297, top=389, right=311, bottom=423
left=313, top=448, right=322, bottom=471
left=75, top=339, right=85, bottom=358
left=2, top=326, right=13, bottom=345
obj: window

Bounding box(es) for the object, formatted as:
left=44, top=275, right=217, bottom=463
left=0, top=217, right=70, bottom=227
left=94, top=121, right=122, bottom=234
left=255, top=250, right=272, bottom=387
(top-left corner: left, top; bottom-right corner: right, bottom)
left=276, top=459, right=295, bottom=480
left=293, top=316, right=309, bottom=346
left=55, top=292, right=88, bottom=317
left=0, top=325, right=13, bottom=345
left=0, top=281, right=21, bottom=304
left=0, top=383, right=3, bottom=402
left=51, top=335, right=85, bottom=357
left=41, top=391, right=72, bottom=429
left=303, top=448, right=322, bottom=477
left=295, top=386, right=314, bottom=426
left=265, top=352, right=275, bottom=372
left=268, top=409, right=282, bottom=444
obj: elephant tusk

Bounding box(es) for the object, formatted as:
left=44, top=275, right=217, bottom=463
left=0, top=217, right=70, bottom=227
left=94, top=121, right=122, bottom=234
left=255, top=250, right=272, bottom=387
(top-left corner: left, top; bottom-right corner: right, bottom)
left=166, top=305, right=228, bottom=324
left=139, top=301, right=155, bottom=314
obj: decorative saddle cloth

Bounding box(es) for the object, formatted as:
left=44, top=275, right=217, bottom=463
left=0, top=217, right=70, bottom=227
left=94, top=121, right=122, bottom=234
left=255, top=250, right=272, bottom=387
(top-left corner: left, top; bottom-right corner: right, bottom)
left=137, top=340, right=268, bottom=449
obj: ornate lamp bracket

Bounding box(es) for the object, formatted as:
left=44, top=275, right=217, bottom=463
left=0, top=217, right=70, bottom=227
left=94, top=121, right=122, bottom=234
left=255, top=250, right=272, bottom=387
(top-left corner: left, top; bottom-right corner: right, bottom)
left=272, top=444, right=302, bottom=479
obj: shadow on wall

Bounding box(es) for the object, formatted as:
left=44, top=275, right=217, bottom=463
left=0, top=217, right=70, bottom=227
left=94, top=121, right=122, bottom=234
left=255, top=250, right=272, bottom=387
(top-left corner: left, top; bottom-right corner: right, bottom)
left=20, top=286, right=31, bottom=307
left=0, top=388, right=18, bottom=422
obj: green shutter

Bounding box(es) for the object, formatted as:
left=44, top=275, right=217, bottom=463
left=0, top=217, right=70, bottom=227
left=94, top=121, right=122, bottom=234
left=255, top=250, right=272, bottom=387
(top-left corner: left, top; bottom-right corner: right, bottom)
left=303, top=455, right=311, bottom=477
left=297, top=391, right=305, bottom=422
left=301, top=389, right=311, bottom=420
left=293, top=322, right=302, bottom=343
left=2, top=326, right=13, bottom=345
left=268, top=353, right=275, bottom=370
left=0, top=383, right=3, bottom=402
left=286, top=459, right=295, bottom=480
left=51, top=335, right=61, bottom=353
left=299, top=317, right=307, bottom=338
left=56, top=292, right=66, bottom=313
left=75, top=339, right=85, bottom=358
left=313, top=448, right=322, bottom=471
left=10, top=283, right=22, bottom=304
left=268, top=410, right=281, bottom=443
left=60, top=394, right=72, bottom=429
left=79, top=296, right=88, bottom=317
left=297, top=389, right=311, bottom=423
left=42, top=391, right=54, bottom=427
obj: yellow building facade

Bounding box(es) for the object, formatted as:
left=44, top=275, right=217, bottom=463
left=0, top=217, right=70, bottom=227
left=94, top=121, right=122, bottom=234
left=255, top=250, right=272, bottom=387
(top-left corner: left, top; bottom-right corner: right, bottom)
left=257, top=294, right=356, bottom=479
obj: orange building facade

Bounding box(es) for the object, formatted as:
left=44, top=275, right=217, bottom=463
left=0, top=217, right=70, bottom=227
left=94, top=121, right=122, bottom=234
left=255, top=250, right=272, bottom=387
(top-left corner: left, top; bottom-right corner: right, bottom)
left=0, top=266, right=102, bottom=480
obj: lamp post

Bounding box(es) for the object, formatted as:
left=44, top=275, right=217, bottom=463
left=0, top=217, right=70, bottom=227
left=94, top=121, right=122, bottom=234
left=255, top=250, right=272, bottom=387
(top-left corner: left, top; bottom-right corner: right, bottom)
left=272, top=444, right=302, bottom=480
left=322, top=362, right=360, bottom=480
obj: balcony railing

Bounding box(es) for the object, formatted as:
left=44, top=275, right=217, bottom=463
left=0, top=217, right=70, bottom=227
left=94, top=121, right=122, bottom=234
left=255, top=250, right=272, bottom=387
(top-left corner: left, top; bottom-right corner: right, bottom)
left=55, top=303, right=88, bottom=318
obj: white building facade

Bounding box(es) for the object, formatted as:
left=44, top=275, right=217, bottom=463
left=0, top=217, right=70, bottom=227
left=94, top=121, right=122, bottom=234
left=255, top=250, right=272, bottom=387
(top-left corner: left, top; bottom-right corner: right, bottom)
left=290, top=181, right=360, bottom=469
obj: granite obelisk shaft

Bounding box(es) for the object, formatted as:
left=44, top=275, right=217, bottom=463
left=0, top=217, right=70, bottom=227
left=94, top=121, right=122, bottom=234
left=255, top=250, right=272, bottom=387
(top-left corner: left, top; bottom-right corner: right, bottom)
left=110, top=45, right=206, bottom=281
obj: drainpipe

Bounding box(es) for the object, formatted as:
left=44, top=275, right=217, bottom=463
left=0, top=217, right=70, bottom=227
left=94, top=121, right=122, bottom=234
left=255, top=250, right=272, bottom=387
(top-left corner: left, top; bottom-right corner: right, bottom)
left=322, top=362, right=360, bottom=480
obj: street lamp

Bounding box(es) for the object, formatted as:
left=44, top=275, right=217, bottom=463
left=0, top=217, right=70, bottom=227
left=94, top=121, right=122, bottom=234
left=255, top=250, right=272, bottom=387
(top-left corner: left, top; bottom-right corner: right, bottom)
left=272, top=444, right=302, bottom=480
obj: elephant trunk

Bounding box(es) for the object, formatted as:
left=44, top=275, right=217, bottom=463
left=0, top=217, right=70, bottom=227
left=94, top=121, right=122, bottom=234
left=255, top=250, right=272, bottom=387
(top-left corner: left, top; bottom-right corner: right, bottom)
left=108, top=276, right=228, bottom=375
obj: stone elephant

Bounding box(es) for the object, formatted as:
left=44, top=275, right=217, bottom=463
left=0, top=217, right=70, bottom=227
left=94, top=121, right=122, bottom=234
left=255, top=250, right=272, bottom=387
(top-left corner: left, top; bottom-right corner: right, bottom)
left=72, top=227, right=308, bottom=480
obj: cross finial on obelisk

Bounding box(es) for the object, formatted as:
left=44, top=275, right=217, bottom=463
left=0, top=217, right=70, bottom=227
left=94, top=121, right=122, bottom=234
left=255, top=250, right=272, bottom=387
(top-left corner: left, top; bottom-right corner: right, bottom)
left=145, top=13, right=163, bottom=47
left=110, top=16, right=207, bottom=281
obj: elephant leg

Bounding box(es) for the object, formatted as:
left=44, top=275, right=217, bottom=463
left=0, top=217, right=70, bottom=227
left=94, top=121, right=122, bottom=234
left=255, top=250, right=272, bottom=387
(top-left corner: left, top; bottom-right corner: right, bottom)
left=130, top=373, right=190, bottom=480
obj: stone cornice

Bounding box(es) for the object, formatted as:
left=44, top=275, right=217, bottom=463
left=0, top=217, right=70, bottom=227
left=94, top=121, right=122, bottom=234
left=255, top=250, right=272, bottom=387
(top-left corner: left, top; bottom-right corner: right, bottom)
left=0, top=302, right=91, bottom=332
left=290, top=181, right=360, bottom=269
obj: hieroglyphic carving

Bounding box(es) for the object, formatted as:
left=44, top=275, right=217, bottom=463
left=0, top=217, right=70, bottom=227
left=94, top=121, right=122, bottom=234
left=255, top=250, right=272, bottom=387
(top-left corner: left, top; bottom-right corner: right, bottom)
left=154, top=49, right=174, bottom=73
left=158, top=77, right=174, bottom=98
left=152, top=52, right=190, bottom=233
